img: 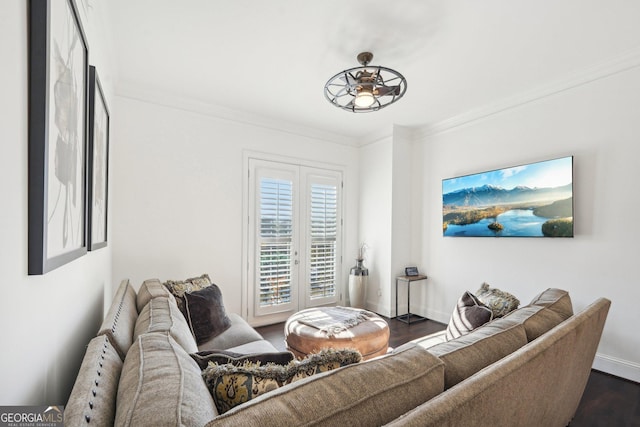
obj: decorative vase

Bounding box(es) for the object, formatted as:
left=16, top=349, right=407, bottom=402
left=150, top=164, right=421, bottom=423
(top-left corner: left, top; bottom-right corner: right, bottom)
left=348, top=258, right=368, bottom=308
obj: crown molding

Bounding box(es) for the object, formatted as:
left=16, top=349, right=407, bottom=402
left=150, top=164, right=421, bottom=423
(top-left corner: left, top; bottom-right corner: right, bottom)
left=114, top=46, right=640, bottom=148
left=115, top=82, right=360, bottom=148
left=416, top=46, right=640, bottom=140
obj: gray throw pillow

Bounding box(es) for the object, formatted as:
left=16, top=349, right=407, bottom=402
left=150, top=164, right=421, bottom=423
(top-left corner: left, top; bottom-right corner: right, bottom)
left=446, top=291, right=493, bottom=340
left=184, top=284, right=232, bottom=345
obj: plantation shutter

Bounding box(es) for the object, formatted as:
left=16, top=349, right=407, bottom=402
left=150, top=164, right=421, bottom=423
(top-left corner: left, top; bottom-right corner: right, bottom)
left=258, top=177, right=294, bottom=309
left=307, top=180, right=338, bottom=302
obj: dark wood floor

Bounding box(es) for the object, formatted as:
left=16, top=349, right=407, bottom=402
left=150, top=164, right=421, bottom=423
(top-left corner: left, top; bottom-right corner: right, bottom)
left=256, top=317, right=640, bottom=427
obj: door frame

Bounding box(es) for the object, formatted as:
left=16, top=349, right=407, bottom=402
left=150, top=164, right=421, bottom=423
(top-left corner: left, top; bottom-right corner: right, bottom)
left=242, top=150, right=346, bottom=327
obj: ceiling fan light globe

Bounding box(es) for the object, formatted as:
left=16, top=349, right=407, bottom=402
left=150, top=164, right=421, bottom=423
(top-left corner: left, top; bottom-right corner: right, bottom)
left=355, top=90, right=375, bottom=108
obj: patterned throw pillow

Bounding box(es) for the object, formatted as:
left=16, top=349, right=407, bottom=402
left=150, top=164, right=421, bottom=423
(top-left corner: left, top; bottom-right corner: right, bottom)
left=164, top=273, right=212, bottom=298
left=163, top=274, right=212, bottom=312
left=475, top=282, right=520, bottom=318
left=287, top=349, right=359, bottom=383
left=202, top=348, right=362, bottom=414
left=446, top=291, right=493, bottom=341
left=190, top=350, right=295, bottom=370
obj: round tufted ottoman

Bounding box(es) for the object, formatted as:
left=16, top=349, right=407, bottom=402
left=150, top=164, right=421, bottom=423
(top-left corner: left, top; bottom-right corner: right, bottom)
left=285, top=307, right=390, bottom=360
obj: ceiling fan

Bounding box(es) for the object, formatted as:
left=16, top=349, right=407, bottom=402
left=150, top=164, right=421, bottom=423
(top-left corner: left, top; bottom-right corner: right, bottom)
left=324, top=52, right=407, bottom=113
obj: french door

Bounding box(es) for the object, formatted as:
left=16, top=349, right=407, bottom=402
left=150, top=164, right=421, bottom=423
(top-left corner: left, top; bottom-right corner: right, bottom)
left=246, top=158, right=343, bottom=324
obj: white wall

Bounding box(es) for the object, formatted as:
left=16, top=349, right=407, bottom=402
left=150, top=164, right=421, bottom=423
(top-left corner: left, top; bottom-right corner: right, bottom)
left=359, top=126, right=417, bottom=317
left=390, top=126, right=417, bottom=315
left=359, top=137, right=393, bottom=314
left=413, top=66, right=640, bottom=382
left=0, top=1, right=114, bottom=405
left=110, top=96, right=360, bottom=318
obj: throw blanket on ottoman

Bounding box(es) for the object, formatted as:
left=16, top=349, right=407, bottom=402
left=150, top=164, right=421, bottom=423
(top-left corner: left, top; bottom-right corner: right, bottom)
left=297, top=306, right=375, bottom=337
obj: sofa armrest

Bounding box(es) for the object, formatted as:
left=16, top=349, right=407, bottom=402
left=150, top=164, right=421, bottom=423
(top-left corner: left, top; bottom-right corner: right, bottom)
left=97, top=279, right=138, bottom=361
left=65, top=335, right=123, bottom=427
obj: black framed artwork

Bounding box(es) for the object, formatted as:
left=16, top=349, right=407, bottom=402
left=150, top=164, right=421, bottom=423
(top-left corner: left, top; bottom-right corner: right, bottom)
left=28, top=0, right=90, bottom=274
left=87, top=66, right=109, bottom=251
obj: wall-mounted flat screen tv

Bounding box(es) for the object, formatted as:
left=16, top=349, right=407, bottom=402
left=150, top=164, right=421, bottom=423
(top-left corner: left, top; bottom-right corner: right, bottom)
left=442, top=156, right=573, bottom=237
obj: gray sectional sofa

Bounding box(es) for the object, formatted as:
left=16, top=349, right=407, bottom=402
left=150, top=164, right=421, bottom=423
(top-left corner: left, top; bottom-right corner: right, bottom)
left=65, top=278, right=610, bottom=426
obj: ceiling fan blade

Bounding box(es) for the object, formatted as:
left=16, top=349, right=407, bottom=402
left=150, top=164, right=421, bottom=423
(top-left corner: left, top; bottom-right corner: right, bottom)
left=376, top=85, right=401, bottom=96
left=339, top=72, right=357, bottom=86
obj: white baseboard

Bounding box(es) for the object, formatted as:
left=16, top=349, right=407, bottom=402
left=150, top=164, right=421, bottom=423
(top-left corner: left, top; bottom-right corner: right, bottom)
left=366, top=300, right=391, bottom=318
left=592, top=353, right=640, bottom=383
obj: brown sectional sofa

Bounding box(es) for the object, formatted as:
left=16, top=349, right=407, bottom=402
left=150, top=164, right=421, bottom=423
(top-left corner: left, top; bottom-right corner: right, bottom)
left=65, top=279, right=610, bottom=426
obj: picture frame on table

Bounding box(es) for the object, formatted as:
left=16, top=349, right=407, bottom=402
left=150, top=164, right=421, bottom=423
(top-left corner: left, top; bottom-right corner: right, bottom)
left=87, top=66, right=110, bottom=251
left=405, top=266, right=419, bottom=277
left=28, top=0, right=90, bottom=274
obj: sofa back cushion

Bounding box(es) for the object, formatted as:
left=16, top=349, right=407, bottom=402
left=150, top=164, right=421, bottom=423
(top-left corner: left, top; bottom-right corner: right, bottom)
left=502, top=305, right=566, bottom=342
left=116, top=332, right=218, bottom=426
left=65, top=335, right=123, bottom=427
left=134, top=296, right=198, bottom=354
left=428, top=317, right=528, bottom=389
left=97, top=279, right=138, bottom=361
left=529, top=288, right=573, bottom=320
left=136, top=278, right=173, bottom=313
left=205, top=344, right=445, bottom=427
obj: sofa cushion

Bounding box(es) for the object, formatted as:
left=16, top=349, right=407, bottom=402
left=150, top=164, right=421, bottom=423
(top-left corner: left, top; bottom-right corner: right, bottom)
left=65, top=335, right=122, bottom=427
left=97, top=279, right=138, bottom=361
left=136, top=278, right=173, bottom=313
left=191, top=350, right=295, bottom=370
left=502, top=305, right=567, bottom=341
left=134, top=296, right=198, bottom=354
left=409, top=330, right=448, bottom=350
left=445, top=291, right=493, bottom=340
left=198, top=313, right=265, bottom=351
left=225, top=339, right=280, bottom=355
left=202, top=348, right=361, bottom=414
left=475, top=282, right=520, bottom=318
left=115, top=332, right=218, bottom=426
left=184, top=284, right=232, bottom=345
left=205, top=344, right=444, bottom=427
left=429, top=317, right=528, bottom=389
left=529, top=288, right=573, bottom=320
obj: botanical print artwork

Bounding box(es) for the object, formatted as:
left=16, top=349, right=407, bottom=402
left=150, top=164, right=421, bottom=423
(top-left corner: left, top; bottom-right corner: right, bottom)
left=442, top=157, right=573, bottom=237
left=47, top=0, right=86, bottom=257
